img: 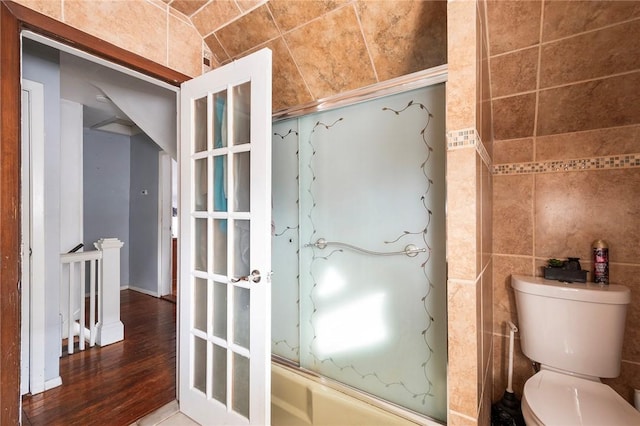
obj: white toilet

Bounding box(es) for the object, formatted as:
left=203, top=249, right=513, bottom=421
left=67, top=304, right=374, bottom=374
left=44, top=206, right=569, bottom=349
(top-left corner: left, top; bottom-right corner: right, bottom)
left=512, top=275, right=640, bottom=425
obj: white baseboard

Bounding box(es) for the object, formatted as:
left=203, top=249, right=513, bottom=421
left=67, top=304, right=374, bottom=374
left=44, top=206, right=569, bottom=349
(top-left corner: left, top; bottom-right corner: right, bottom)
left=44, top=376, right=62, bottom=391
left=127, top=285, right=159, bottom=298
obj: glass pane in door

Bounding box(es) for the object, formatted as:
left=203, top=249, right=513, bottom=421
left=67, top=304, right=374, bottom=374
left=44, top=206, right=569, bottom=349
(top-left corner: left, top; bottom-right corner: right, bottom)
left=194, top=218, right=208, bottom=272
left=212, top=343, right=227, bottom=404
left=193, top=336, right=207, bottom=394
left=193, top=96, right=207, bottom=153
left=194, top=158, right=208, bottom=211
left=213, top=281, right=227, bottom=339
left=232, top=353, right=250, bottom=418
left=213, top=154, right=228, bottom=212
left=213, top=90, right=228, bottom=149
left=213, top=219, right=228, bottom=275
left=234, top=151, right=250, bottom=212
left=232, top=82, right=251, bottom=145
left=233, top=286, right=250, bottom=349
left=234, top=220, right=250, bottom=278
left=194, top=278, right=207, bottom=332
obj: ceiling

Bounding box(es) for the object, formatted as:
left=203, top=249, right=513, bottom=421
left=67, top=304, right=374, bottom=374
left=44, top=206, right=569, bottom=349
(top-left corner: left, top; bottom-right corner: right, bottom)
left=164, top=0, right=447, bottom=112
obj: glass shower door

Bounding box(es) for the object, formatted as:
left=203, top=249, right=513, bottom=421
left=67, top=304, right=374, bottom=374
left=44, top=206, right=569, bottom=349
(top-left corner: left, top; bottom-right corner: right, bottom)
left=271, top=83, right=447, bottom=421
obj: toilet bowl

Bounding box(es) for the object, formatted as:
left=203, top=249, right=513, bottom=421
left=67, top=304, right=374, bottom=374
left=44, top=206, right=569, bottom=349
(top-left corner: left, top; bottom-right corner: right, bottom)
left=511, top=275, right=640, bottom=425
left=521, top=369, right=640, bottom=425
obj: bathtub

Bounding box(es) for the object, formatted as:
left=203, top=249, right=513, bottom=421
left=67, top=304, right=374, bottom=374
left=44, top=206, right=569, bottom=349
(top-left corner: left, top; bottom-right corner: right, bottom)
left=271, top=362, right=442, bottom=426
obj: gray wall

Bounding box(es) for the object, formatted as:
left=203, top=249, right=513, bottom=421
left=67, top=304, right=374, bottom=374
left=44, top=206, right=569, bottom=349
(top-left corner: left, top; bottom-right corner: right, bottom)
left=22, top=39, right=61, bottom=383
left=83, top=128, right=131, bottom=286
left=129, top=133, right=160, bottom=293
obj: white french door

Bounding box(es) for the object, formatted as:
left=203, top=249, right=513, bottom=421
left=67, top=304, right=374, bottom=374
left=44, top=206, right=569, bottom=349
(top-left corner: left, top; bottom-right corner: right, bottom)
left=179, top=49, right=272, bottom=425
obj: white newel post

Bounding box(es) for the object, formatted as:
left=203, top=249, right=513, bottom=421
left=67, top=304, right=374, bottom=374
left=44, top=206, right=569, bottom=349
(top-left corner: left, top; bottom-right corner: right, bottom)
left=94, top=238, right=124, bottom=346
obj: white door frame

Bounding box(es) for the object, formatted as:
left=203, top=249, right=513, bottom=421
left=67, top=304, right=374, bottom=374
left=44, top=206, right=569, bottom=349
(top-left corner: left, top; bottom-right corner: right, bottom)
left=20, top=78, right=46, bottom=396
left=158, top=151, right=172, bottom=297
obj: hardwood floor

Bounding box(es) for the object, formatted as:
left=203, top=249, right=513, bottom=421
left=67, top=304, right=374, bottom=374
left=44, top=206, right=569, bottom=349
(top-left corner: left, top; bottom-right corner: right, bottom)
left=22, top=290, right=177, bottom=426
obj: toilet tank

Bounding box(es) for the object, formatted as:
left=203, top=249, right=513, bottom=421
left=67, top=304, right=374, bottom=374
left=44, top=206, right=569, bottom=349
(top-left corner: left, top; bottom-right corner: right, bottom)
left=512, top=275, right=630, bottom=378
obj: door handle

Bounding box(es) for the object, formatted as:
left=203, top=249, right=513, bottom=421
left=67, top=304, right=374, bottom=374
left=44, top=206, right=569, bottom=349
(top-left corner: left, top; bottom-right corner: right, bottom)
left=231, top=269, right=261, bottom=283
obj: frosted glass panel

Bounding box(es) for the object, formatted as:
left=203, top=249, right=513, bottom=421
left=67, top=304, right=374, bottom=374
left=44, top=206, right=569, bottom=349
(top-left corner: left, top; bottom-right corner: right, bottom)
left=233, top=286, right=250, bottom=350
left=234, top=220, right=250, bottom=278
left=213, top=219, right=227, bottom=275
left=212, top=344, right=227, bottom=404
left=271, top=120, right=300, bottom=361
left=213, top=155, right=227, bottom=212
left=194, top=158, right=207, bottom=212
left=194, top=218, right=207, bottom=272
left=232, top=82, right=251, bottom=146
left=234, top=151, right=250, bottom=212
left=271, top=83, right=447, bottom=421
left=193, top=97, right=207, bottom=153
left=194, top=278, right=207, bottom=332
left=213, top=281, right=227, bottom=339
left=213, top=91, right=227, bottom=149
left=193, top=337, right=206, bottom=394
left=232, top=353, right=250, bottom=418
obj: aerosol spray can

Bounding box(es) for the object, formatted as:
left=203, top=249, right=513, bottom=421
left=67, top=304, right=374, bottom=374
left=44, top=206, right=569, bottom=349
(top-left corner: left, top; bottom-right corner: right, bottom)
left=592, top=239, right=609, bottom=284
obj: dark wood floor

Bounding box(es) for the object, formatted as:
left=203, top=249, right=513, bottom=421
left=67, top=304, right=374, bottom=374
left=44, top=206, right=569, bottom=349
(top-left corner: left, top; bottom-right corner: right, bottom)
left=22, top=290, right=177, bottom=426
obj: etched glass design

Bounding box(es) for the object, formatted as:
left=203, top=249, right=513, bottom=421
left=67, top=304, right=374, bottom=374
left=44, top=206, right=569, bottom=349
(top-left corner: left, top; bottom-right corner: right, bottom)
left=271, top=84, right=447, bottom=421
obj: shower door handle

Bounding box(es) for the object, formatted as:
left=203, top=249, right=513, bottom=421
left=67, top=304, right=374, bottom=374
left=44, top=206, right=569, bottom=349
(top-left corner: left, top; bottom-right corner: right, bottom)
left=231, top=269, right=261, bottom=284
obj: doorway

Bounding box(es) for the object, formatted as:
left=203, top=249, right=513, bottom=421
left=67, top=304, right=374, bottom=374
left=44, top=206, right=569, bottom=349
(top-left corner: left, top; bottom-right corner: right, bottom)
left=0, top=3, right=190, bottom=421
left=19, top=33, right=179, bottom=402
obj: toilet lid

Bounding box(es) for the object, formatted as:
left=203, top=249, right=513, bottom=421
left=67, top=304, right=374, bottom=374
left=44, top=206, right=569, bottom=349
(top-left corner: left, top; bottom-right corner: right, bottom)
left=524, top=370, right=640, bottom=425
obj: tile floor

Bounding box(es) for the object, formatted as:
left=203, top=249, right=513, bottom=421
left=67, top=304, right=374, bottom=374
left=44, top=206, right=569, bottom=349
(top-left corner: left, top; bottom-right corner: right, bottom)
left=131, top=401, right=200, bottom=426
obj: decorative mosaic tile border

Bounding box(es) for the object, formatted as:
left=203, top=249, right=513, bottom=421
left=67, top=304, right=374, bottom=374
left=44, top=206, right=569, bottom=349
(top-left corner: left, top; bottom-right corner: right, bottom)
left=446, top=128, right=492, bottom=168
left=447, top=128, right=640, bottom=175
left=446, top=128, right=478, bottom=149
left=493, top=155, right=640, bottom=175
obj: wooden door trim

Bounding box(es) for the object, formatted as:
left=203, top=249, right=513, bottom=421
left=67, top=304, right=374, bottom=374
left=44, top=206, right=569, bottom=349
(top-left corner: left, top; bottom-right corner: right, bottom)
left=0, top=2, right=22, bottom=422
left=0, top=1, right=190, bottom=422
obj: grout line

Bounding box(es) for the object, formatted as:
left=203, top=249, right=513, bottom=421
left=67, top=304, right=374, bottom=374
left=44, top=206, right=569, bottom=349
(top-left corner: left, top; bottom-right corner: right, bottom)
left=449, top=410, right=477, bottom=423
left=263, top=3, right=314, bottom=100
left=488, top=16, right=640, bottom=60
left=183, top=0, right=212, bottom=19
left=497, top=123, right=639, bottom=143
left=539, top=15, right=640, bottom=48
left=531, top=1, right=544, bottom=263
left=353, top=2, right=379, bottom=82
left=490, top=66, right=640, bottom=102
left=532, top=0, right=544, bottom=160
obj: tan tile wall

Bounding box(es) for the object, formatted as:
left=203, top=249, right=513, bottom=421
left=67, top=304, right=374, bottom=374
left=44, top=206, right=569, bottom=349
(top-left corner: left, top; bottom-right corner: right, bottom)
left=447, top=1, right=493, bottom=425
left=15, top=0, right=206, bottom=77
left=490, top=0, right=640, bottom=405
left=14, top=1, right=495, bottom=424
left=187, top=0, right=447, bottom=112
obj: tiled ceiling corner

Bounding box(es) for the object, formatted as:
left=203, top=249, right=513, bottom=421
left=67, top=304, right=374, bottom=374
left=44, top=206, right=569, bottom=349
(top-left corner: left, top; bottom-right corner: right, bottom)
left=165, top=0, right=447, bottom=111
